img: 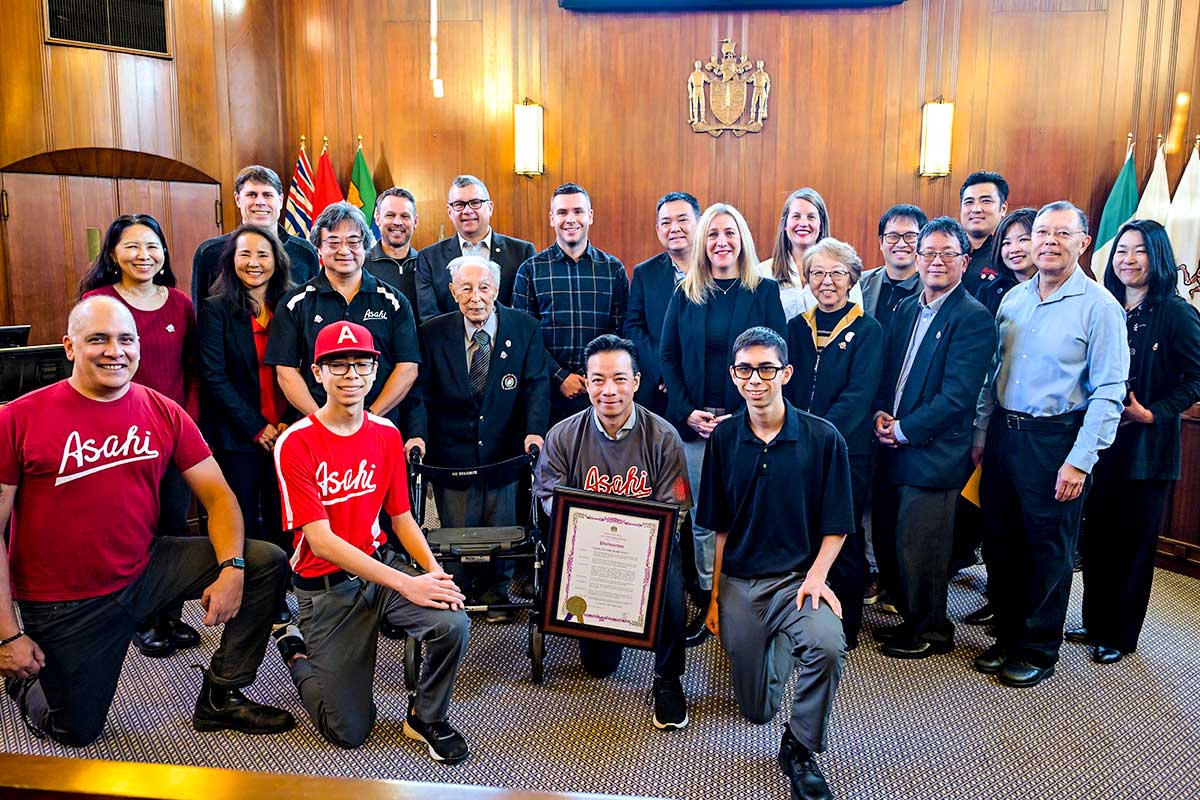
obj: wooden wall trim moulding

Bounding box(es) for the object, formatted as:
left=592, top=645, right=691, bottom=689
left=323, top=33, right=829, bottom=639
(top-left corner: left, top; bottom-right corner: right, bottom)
left=0, top=148, right=217, bottom=183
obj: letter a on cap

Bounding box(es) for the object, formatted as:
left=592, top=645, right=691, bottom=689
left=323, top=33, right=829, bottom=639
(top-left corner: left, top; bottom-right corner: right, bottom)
left=337, top=324, right=359, bottom=345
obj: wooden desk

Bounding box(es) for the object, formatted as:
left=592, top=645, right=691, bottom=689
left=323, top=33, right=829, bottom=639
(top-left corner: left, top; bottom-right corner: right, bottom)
left=0, top=754, right=664, bottom=800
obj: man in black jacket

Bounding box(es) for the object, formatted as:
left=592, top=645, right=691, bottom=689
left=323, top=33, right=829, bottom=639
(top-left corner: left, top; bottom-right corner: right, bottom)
left=871, top=217, right=996, bottom=660
left=192, top=165, right=319, bottom=309
left=414, top=175, right=536, bottom=321
left=406, top=256, right=550, bottom=618
left=625, top=192, right=701, bottom=418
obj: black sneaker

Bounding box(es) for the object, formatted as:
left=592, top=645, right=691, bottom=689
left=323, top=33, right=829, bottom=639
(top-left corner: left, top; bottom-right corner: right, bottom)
left=272, top=624, right=307, bottom=663
left=651, top=676, right=689, bottom=730
left=778, top=727, right=833, bottom=800
left=479, top=588, right=516, bottom=624
left=404, top=711, right=470, bottom=763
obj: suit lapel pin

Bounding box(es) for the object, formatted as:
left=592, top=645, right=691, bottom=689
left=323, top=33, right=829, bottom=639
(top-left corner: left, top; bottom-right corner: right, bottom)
left=505, top=340, right=512, bottom=347
left=1153, top=342, right=1159, bottom=351
left=500, top=351, right=508, bottom=359
left=935, top=330, right=942, bottom=340
left=838, top=342, right=847, bottom=350
left=845, top=331, right=855, bottom=342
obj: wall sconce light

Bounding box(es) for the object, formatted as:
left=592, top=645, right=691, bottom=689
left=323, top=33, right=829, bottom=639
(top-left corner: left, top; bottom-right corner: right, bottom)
left=514, top=99, right=544, bottom=176
left=919, top=101, right=954, bottom=177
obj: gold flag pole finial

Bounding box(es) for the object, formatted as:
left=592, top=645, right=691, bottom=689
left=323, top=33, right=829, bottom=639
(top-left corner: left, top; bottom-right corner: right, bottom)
left=1156, top=133, right=1164, bottom=148
left=1194, top=133, right=1199, bottom=150
left=357, top=134, right=363, bottom=148
left=322, top=136, right=329, bottom=153
left=1126, top=132, right=1133, bottom=146
left=300, top=135, right=307, bottom=147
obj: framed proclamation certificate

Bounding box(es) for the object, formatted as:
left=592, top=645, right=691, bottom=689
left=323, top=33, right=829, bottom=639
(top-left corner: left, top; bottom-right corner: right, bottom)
left=541, top=487, right=679, bottom=649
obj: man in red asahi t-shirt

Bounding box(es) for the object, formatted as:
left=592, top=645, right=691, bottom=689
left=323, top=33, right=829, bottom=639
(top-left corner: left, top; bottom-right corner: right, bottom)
left=272, top=320, right=471, bottom=761
left=0, top=295, right=294, bottom=747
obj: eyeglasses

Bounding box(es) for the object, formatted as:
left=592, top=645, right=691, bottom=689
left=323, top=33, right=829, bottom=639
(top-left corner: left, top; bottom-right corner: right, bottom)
left=732, top=364, right=783, bottom=381
left=808, top=268, right=851, bottom=283
left=1031, top=228, right=1084, bottom=242
left=322, top=237, right=365, bottom=252
left=881, top=232, right=919, bottom=245
left=448, top=198, right=489, bottom=212
left=322, top=360, right=376, bottom=376
left=917, top=250, right=964, bottom=263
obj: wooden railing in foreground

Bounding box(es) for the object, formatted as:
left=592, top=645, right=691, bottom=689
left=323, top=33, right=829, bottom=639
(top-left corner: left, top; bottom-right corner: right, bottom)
left=0, top=754, right=667, bottom=800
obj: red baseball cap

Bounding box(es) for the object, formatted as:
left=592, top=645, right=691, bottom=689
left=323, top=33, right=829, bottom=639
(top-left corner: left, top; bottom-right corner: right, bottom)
left=313, top=321, right=380, bottom=362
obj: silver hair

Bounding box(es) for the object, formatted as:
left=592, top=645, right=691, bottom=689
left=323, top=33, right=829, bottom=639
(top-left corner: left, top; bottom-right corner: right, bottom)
left=308, top=201, right=376, bottom=251
left=449, top=174, right=490, bottom=200
left=448, top=255, right=502, bottom=287
left=1035, top=200, right=1089, bottom=232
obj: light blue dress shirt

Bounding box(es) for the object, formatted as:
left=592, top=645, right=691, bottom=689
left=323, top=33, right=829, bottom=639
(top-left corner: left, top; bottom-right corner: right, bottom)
left=974, top=266, right=1129, bottom=472
left=891, top=289, right=953, bottom=445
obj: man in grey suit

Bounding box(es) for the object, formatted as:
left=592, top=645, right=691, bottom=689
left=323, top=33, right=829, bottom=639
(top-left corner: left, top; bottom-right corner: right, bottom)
left=414, top=175, right=536, bottom=321
left=859, top=205, right=927, bottom=333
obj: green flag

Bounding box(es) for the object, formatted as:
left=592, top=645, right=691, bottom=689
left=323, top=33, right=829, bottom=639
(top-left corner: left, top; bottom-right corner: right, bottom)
left=1091, top=147, right=1138, bottom=281
left=348, top=143, right=378, bottom=237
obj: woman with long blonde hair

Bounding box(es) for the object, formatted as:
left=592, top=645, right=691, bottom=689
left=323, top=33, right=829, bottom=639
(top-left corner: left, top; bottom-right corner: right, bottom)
left=660, top=203, right=787, bottom=603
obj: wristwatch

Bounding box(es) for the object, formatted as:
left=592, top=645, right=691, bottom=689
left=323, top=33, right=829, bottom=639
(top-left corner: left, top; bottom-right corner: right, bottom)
left=218, top=557, right=246, bottom=572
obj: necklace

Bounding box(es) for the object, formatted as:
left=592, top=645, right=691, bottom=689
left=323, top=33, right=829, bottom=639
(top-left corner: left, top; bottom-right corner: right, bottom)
left=713, top=277, right=738, bottom=296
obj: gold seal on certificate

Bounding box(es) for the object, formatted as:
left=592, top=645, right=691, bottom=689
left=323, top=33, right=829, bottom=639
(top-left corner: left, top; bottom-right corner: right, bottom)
left=542, top=488, right=679, bottom=649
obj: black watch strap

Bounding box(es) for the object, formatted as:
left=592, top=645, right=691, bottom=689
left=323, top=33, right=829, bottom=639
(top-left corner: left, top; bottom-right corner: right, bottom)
left=218, top=556, right=246, bottom=571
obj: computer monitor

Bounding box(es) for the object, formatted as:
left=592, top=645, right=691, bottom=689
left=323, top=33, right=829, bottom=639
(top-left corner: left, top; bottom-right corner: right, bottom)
left=0, top=344, right=72, bottom=403
left=0, top=325, right=32, bottom=349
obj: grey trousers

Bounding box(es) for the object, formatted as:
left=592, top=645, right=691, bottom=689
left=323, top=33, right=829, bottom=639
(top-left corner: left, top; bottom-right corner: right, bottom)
left=718, top=572, right=845, bottom=753
left=433, top=481, right=518, bottom=596
left=683, top=437, right=714, bottom=590
left=289, top=550, right=470, bottom=748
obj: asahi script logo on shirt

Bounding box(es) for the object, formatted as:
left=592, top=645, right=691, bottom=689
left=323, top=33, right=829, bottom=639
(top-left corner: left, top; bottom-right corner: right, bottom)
left=362, top=310, right=388, bottom=321
left=583, top=465, right=652, bottom=498
left=56, top=426, right=160, bottom=486
left=314, top=459, right=378, bottom=505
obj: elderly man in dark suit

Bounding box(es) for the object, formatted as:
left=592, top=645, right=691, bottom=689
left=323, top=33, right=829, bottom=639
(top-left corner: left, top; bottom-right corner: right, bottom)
left=414, top=175, right=536, bottom=321
left=870, top=217, right=996, bottom=660
left=624, top=192, right=701, bottom=418
left=406, top=255, right=550, bottom=620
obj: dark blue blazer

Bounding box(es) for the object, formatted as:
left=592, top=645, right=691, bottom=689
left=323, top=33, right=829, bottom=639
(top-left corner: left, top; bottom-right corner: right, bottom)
left=407, top=305, right=550, bottom=467
left=198, top=295, right=298, bottom=452
left=414, top=233, right=537, bottom=322
left=624, top=252, right=678, bottom=406
left=873, top=283, right=996, bottom=489
left=659, top=278, right=787, bottom=435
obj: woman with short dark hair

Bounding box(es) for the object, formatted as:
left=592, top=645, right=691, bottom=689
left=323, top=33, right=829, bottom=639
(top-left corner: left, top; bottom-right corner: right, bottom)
left=199, top=225, right=295, bottom=580
left=1067, top=220, right=1200, bottom=663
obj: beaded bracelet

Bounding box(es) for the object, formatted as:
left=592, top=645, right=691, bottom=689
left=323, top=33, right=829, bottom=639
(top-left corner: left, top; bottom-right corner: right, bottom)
left=0, top=630, right=25, bottom=648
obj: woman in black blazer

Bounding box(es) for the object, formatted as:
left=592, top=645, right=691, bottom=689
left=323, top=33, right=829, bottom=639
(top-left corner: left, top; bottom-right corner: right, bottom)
left=973, top=208, right=1037, bottom=318
left=1069, top=220, right=1200, bottom=663
left=660, top=203, right=787, bottom=596
left=784, top=238, right=883, bottom=649
left=199, top=224, right=295, bottom=567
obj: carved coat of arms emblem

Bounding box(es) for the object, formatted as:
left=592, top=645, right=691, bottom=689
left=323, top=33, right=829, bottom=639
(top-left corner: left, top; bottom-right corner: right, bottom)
left=688, top=38, right=770, bottom=138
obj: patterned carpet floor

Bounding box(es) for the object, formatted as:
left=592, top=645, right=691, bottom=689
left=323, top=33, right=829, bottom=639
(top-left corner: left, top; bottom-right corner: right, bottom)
left=2, top=565, right=1198, bottom=800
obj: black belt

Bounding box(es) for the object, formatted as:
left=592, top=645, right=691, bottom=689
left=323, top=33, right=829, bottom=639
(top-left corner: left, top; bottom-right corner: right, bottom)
left=293, top=546, right=389, bottom=591
left=1000, top=409, right=1085, bottom=432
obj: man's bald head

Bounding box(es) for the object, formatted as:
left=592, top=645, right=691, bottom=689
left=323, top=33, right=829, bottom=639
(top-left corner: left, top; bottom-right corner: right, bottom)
left=67, top=295, right=137, bottom=339
left=64, top=295, right=140, bottom=400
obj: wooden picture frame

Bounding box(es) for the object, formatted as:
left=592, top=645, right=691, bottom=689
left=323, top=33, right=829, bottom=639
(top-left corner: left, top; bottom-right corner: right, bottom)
left=541, top=487, right=678, bottom=649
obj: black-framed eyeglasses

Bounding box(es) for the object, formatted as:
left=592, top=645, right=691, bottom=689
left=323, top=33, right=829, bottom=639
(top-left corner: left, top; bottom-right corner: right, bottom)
left=881, top=232, right=919, bottom=245
left=732, top=364, right=783, bottom=381
left=917, top=250, right=963, bottom=263
left=322, top=360, right=376, bottom=376
left=448, top=198, right=489, bottom=212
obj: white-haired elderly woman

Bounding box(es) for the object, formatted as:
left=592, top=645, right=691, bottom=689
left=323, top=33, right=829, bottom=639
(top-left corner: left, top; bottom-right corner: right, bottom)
left=783, top=237, right=884, bottom=650
left=265, top=200, right=421, bottom=425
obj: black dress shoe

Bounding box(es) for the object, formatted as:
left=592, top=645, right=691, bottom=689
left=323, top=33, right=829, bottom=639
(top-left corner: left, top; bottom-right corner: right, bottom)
left=963, top=604, right=995, bottom=626
left=973, top=644, right=1007, bottom=674
left=1093, top=645, right=1124, bottom=664
left=273, top=605, right=293, bottom=626
left=778, top=727, right=833, bottom=800
left=1064, top=626, right=1091, bottom=644
left=999, top=660, right=1055, bottom=688
left=161, top=618, right=201, bottom=649
left=872, top=623, right=911, bottom=643
left=684, top=596, right=712, bottom=648
left=133, top=626, right=176, bottom=658
left=881, top=637, right=954, bottom=660
left=192, top=673, right=295, bottom=735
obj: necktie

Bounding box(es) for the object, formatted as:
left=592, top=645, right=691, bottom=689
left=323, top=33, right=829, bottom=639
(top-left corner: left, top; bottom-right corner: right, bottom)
left=469, top=329, right=491, bottom=399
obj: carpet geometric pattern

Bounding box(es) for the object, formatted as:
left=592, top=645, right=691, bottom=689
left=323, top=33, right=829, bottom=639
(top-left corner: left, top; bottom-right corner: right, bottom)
left=3, top=566, right=1198, bottom=799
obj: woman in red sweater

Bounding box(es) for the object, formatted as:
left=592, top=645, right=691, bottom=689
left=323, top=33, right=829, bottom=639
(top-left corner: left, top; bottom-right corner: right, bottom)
left=80, top=214, right=201, bottom=658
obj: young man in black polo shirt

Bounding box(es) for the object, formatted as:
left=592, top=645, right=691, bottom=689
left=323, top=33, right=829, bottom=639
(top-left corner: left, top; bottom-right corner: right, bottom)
left=699, top=326, right=851, bottom=800
left=265, top=202, right=421, bottom=427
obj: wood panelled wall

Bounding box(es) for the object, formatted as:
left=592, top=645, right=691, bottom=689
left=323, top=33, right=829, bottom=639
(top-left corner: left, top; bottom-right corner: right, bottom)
left=282, top=0, right=1200, bottom=269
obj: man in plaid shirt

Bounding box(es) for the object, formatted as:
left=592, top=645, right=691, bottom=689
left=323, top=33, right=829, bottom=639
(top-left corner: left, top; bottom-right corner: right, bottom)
left=513, top=183, right=629, bottom=423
